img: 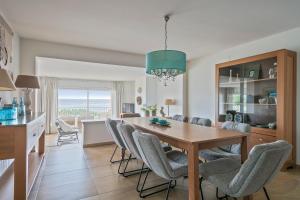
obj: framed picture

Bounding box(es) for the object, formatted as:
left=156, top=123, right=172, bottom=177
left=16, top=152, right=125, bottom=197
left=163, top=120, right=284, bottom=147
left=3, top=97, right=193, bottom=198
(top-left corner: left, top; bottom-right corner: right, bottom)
left=244, top=64, right=260, bottom=79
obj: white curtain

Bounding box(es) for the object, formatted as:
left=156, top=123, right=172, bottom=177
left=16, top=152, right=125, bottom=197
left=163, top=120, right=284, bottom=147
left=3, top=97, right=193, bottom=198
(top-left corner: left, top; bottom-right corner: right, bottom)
left=112, top=81, right=124, bottom=118
left=38, top=77, right=58, bottom=134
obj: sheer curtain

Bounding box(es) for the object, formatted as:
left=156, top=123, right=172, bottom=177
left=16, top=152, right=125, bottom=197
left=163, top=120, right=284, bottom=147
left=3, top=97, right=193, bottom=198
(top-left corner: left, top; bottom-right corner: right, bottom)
left=38, top=77, right=58, bottom=133
left=112, top=81, right=124, bottom=118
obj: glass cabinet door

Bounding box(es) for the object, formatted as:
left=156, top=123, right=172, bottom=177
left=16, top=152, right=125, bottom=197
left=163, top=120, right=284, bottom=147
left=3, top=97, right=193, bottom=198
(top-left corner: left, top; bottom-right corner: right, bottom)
left=218, top=57, right=277, bottom=130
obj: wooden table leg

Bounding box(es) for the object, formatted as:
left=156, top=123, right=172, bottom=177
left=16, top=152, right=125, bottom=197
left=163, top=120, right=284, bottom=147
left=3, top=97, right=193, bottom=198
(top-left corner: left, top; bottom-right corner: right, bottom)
left=241, top=135, right=253, bottom=200
left=14, top=127, right=28, bottom=200
left=241, top=135, right=248, bottom=163
left=188, top=143, right=200, bottom=200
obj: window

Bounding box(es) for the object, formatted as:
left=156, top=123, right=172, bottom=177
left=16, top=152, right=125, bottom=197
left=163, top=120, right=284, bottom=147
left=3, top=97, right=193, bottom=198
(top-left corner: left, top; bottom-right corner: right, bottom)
left=58, top=88, right=112, bottom=120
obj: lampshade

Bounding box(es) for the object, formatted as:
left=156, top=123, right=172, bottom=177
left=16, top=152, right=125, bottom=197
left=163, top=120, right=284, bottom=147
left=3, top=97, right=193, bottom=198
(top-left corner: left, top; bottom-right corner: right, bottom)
left=15, top=75, right=40, bottom=89
left=146, top=50, right=186, bottom=75
left=0, top=68, right=16, bottom=91
left=164, top=99, right=176, bottom=106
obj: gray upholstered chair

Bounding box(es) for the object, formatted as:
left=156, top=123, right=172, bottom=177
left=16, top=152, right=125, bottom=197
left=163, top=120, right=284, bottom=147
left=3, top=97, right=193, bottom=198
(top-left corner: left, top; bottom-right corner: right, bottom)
left=199, top=121, right=250, bottom=161
left=190, top=117, right=200, bottom=124
left=133, top=131, right=196, bottom=200
left=105, top=118, right=127, bottom=164
left=199, top=140, right=292, bottom=200
left=190, top=117, right=212, bottom=127
left=172, top=114, right=188, bottom=123
left=117, top=123, right=172, bottom=196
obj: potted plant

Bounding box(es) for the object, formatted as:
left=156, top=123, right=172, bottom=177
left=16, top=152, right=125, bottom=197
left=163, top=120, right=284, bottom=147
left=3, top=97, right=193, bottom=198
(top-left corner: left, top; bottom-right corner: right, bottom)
left=141, top=106, right=150, bottom=117
left=149, top=105, right=157, bottom=117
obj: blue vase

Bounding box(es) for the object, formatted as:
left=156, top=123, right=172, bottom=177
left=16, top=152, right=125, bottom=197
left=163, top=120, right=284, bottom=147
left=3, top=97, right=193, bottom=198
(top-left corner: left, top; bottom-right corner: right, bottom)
left=19, top=97, right=25, bottom=116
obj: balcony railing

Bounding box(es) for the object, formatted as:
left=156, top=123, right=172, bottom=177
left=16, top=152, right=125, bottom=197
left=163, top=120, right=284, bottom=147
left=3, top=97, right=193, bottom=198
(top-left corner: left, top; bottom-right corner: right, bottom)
left=58, top=106, right=112, bottom=120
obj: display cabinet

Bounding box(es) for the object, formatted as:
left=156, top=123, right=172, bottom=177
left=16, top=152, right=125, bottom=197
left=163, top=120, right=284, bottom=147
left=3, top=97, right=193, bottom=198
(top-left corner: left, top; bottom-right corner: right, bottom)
left=216, top=49, right=296, bottom=167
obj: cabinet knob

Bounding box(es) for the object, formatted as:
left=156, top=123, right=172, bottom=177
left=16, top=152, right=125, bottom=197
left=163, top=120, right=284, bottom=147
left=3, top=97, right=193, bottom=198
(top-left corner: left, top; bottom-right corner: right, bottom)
left=259, top=138, right=263, bottom=142
left=33, top=133, right=37, bottom=137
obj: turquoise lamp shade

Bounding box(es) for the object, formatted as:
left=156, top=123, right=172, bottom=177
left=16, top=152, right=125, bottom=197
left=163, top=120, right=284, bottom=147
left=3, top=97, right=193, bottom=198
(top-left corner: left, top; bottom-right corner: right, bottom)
left=146, top=50, right=186, bottom=75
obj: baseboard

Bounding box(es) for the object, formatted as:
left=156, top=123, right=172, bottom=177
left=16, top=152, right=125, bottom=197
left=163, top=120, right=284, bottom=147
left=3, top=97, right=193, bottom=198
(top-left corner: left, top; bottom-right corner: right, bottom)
left=83, top=141, right=115, bottom=148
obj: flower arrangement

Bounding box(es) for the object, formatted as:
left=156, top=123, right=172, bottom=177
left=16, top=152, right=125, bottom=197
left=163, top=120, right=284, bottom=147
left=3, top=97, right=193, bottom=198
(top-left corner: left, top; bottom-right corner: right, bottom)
left=141, top=105, right=157, bottom=117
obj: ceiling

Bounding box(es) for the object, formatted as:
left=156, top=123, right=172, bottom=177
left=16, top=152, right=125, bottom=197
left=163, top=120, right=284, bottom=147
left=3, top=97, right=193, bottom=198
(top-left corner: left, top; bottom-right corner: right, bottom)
left=1, top=0, right=300, bottom=59
left=36, top=57, right=144, bottom=81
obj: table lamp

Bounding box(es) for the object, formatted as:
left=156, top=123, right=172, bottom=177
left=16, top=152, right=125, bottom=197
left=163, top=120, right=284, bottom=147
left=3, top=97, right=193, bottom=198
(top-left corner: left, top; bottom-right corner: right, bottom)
left=15, top=75, right=40, bottom=115
left=164, top=99, right=176, bottom=117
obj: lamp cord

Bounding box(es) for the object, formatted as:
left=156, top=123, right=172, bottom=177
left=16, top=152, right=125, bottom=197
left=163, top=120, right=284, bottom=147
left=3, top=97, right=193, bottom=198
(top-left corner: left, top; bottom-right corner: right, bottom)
left=164, top=15, right=169, bottom=50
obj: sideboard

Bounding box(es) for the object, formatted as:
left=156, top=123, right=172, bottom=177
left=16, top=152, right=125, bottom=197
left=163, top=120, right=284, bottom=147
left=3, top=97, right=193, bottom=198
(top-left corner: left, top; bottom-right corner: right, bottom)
left=0, top=113, right=46, bottom=200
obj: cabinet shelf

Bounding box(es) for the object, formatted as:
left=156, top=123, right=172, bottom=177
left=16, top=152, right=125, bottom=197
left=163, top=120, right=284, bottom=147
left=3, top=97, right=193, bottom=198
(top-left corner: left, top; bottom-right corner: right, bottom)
left=216, top=49, right=296, bottom=169
left=219, top=77, right=277, bottom=87
left=221, top=103, right=277, bottom=106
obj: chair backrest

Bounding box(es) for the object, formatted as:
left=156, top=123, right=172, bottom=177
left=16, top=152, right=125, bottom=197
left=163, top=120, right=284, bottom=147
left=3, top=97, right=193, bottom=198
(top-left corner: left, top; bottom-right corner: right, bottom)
left=105, top=118, right=125, bottom=149
left=56, top=119, right=75, bottom=132
left=172, top=115, right=188, bottom=123
left=190, top=117, right=200, bottom=124
left=133, top=131, right=173, bottom=180
left=220, top=121, right=251, bottom=153
left=117, top=123, right=142, bottom=160
left=191, top=117, right=212, bottom=127
left=229, top=140, right=292, bottom=197
left=198, top=118, right=212, bottom=127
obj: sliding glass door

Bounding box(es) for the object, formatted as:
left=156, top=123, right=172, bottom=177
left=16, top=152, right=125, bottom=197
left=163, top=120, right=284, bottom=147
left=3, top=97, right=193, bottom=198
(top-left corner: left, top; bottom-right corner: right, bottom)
left=58, top=88, right=112, bottom=121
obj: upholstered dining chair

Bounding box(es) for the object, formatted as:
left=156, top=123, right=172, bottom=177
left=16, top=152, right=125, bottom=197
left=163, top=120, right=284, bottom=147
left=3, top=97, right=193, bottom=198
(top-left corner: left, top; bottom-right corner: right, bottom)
left=105, top=118, right=127, bottom=164
left=133, top=131, right=198, bottom=200
left=172, top=114, right=188, bottom=123
left=199, top=121, right=250, bottom=161
left=199, top=140, right=292, bottom=200
left=190, top=117, right=212, bottom=127
left=117, top=123, right=173, bottom=197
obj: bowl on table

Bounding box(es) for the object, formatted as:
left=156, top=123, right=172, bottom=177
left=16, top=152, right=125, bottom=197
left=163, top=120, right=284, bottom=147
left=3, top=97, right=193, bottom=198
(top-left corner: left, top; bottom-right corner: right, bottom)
left=150, top=117, right=159, bottom=124
left=158, top=119, right=170, bottom=126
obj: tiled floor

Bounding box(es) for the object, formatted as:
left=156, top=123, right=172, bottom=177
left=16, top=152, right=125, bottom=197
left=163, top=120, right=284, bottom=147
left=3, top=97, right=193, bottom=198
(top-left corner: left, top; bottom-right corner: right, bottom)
left=30, top=134, right=300, bottom=200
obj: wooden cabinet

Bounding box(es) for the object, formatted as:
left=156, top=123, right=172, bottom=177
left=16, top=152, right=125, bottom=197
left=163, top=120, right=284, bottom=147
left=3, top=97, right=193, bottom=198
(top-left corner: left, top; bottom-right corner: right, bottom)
left=215, top=49, right=296, bottom=167
left=0, top=113, right=46, bottom=200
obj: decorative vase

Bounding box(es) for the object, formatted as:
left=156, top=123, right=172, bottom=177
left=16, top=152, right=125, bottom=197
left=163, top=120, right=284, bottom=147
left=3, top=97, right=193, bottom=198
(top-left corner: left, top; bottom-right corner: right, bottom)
left=144, top=110, right=150, bottom=117
left=18, top=97, right=25, bottom=116
left=151, top=110, right=156, bottom=117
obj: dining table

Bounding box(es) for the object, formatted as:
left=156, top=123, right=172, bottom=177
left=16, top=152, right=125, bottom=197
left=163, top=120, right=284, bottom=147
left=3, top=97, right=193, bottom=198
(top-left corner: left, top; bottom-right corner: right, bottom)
left=123, top=117, right=251, bottom=200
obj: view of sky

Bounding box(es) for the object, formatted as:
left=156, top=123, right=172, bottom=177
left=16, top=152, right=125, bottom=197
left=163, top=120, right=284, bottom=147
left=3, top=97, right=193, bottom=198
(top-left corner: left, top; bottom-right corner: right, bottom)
left=58, top=89, right=111, bottom=99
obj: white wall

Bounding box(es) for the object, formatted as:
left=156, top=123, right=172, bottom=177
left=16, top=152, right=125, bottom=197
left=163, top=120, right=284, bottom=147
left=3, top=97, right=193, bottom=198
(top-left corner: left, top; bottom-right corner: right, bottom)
left=36, top=57, right=144, bottom=81
left=135, top=76, right=147, bottom=114
left=135, top=75, right=185, bottom=117
left=188, top=27, right=300, bottom=164
left=155, top=75, right=184, bottom=116
left=20, top=38, right=145, bottom=75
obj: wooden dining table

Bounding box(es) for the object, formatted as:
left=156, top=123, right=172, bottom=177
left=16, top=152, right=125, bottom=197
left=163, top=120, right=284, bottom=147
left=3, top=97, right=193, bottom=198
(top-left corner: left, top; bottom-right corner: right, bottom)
left=123, top=117, right=251, bottom=200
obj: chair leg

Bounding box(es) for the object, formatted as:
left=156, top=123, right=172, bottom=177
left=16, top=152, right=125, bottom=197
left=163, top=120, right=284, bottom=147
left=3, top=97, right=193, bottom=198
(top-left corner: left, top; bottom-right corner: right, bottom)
left=109, top=146, right=118, bottom=163
left=136, top=163, right=145, bottom=192
left=199, top=177, right=204, bottom=200
left=138, top=168, right=175, bottom=198
left=120, top=154, right=146, bottom=177
left=117, top=148, right=126, bottom=174
left=75, top=133, right=79, bottom=143
left=263, top=187, right=271, bottom=200
left=165, top=181, right=173, bottom=200
left=57, top=135, right=61, bottom=146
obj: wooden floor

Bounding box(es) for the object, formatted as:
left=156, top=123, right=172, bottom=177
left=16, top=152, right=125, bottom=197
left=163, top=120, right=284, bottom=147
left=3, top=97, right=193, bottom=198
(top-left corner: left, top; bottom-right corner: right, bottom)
left=23, top=134, right=300, bottom=200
